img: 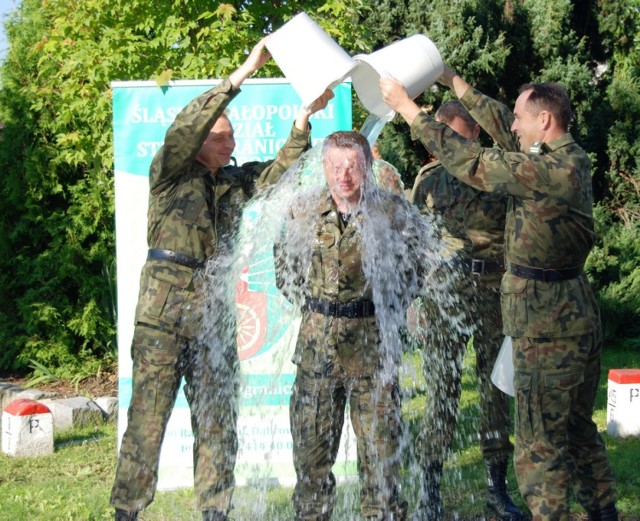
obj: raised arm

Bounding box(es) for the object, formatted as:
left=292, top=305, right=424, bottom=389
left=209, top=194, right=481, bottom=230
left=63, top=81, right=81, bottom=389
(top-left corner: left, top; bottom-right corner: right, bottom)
left=439, top=64, right=518, bottom=152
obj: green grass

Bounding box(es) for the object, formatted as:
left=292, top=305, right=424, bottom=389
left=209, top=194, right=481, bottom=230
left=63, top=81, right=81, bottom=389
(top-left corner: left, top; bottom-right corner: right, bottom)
left=1, top=345, right=639, bottom=520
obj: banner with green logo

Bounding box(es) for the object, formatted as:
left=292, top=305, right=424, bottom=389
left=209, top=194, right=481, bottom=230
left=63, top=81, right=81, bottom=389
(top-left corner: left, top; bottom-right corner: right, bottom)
left=112, top=79, right=355, bottom=489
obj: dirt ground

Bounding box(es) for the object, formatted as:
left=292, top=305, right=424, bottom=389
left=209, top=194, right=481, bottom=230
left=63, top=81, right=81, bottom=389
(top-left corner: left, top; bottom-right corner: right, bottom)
left=0, top=371, right=119, bottom=399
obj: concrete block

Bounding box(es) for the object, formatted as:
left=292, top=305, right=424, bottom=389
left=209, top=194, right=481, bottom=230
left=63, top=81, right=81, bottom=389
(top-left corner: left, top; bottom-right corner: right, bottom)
left=607, top=368, right=640, bottom=437
left=95, top=397, right=118, bottom=422
left=2, top=399, right=54, bottom=457
left=14, top=389, right=58, bottom=401
left=0, top=383, right=24, bottom=410
left=45, top=397, right=105, bottom=431
left=0, top=385, right=54, bottom=432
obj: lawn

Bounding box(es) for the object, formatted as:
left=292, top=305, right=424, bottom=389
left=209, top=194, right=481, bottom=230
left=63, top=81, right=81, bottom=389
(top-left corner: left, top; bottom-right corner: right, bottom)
left=1, top=345, right=639, bottom=520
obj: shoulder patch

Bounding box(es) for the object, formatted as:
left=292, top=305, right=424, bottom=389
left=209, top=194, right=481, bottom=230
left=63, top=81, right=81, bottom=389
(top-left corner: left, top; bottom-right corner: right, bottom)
left=529, top=141, right=549, bottom=155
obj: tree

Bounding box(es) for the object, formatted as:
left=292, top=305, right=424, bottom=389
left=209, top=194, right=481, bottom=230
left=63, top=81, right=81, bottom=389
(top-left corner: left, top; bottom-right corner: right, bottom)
left=0, top=0, right=374, bottom=377
left=1, top=0, right=638, bottom=377
left=585, top=0, right=640, bottom=347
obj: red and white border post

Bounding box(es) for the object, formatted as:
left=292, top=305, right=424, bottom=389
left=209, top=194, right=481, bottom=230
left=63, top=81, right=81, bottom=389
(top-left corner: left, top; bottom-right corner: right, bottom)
left=2, top=398, right=54, bottom=457
left=607, top=368, right=640, bottom=437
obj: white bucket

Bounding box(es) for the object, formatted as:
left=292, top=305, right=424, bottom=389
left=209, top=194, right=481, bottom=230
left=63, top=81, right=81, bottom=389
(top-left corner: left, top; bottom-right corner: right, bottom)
left=266, top=12, right=357, bottom=109
left=350, top=34, right=444, bottom=120
left=491, top=336, right=515, bottom=397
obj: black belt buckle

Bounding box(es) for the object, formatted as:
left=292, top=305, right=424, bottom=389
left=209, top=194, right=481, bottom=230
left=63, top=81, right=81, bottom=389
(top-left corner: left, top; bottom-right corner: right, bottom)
left=537, top=268, right=560, bottom=282
left=471, top=259, right=485, bottom=275
left=343, top=301, right=359, bottom=319
left=539, top=268, right=567, bottom=282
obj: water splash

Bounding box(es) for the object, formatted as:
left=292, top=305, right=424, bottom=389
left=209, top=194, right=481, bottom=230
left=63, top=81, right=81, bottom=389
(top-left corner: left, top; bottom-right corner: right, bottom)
left=195, top=138, right=477, bottom=519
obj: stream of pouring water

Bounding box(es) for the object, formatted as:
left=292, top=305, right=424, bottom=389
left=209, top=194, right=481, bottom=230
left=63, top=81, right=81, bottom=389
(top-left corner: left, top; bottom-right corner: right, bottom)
left=359, top=112, right=390, bottom=148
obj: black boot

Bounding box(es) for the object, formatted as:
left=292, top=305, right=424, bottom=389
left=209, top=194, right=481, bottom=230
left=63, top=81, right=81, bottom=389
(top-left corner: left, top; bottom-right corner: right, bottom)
left=588, top=503, right=619, bottom=521
left=115, top=510, right=138, bottom=521
left=486, top=461, right=529, bottom=521
left=412, top=461, right=444, bottom=521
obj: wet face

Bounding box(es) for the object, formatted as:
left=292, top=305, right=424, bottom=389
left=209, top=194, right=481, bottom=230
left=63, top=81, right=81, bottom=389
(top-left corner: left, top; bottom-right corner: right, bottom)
left=510, top=89, right=544, bottom=152
left=196, top=115, right=236, bottom=171
left=323, top=146, right=366, bottom=208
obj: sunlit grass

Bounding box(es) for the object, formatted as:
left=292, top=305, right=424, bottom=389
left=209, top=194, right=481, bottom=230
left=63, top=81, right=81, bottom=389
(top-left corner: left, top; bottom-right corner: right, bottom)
left=1, top=346, right=638, bottom=519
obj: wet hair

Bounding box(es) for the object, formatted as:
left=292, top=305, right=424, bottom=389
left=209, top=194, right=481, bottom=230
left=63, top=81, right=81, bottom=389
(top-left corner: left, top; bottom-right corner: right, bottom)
left=321, top=131, right=374, bottom=172
left=434, top=100, right=477, bottom=129
left=518, top=82, right=572, bottom=131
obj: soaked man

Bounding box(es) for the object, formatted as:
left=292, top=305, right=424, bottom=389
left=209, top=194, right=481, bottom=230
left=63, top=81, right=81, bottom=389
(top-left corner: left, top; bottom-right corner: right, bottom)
left=407, top=100, right=526, bottom=521
left=380, top=67, right=618, bottom=520
left=110, top=37, right=332, bottom=521
left=275, top=131, right=430, bottom=521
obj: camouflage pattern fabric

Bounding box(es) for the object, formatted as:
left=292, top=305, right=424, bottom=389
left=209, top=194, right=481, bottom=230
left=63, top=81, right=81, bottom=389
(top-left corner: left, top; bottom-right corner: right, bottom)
left=409, top=88, right=599, bottom=339
left=139, top=78, right=310, bottom=338
left=513, top=331, right=616, bottom=517
left=111, top=79, right=311, bottom=513
left=110, top=325, right=239, bottom=513
left=277, top=189, right=413, bottom=520
left=290, top=369, right=405, bottom=521
left=373, top=158, right=405, bottom=195
left=408, top=161, right=512, bottom=466
left=408, top=86, right=616, bottom=517
left=410, top=160, right=506, bottom=262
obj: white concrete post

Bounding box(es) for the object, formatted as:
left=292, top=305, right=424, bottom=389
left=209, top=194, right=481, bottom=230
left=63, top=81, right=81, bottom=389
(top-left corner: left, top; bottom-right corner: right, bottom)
left=2, top=398, right=54, bottom=456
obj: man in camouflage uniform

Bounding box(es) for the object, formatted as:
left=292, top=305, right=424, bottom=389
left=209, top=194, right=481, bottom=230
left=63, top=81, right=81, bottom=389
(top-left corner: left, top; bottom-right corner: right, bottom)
left=407, top=100, right=526, bottom=521
left=275, top=131, right=427, bottom=521
left=380, top=67, right=618, bottom=520
left=110, top=37, right=332, bottom=521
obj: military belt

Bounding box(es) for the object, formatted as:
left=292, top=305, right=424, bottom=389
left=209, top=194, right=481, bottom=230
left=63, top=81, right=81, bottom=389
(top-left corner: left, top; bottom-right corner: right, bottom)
left=507, top=261, right=582, bottom=282
left=460, top=258, right=504, bottom=275
left=305, top=297, right=375, bottom=318
left=147, top=248, right=206, bottom=270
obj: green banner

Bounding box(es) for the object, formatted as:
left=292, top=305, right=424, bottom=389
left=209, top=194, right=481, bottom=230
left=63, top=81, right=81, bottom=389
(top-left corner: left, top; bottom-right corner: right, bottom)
left=112, top=79, right=355, bottom=489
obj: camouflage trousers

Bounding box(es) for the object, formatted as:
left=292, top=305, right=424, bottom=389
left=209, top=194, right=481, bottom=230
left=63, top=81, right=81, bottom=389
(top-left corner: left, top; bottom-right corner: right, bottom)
left=110, top=324, right=239, bottom=513
left=290, top=369, right=407, bottom=521
left=413, top=275, right=513, bottom=466
left=513, top=330, right=616, bottom=520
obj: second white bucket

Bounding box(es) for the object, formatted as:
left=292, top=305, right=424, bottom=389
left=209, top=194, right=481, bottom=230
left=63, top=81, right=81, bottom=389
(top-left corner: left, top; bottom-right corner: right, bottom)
left=491, top=336, right=515, bottom=397
left=266, top=12, right=357, bottom=109
left=350, top=34, right=444, bottom=120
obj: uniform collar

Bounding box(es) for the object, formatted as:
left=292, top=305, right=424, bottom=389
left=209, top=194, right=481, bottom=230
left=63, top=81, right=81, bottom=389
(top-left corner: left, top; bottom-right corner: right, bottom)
left=544, top=132, right=575, bottom=152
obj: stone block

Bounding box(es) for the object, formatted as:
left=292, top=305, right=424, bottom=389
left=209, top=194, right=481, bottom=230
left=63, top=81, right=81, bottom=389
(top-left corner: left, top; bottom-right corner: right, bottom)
left=44, top=397, right=105, bottom=431
left=0, top=383, right=24, bottom=411
left=2, top=399, right=54, bottom=457
left=607, top=368, right=640, bottom=437
left=0, top=383, right=58, bottom=411
left=95, top=397, right=118, bottom=422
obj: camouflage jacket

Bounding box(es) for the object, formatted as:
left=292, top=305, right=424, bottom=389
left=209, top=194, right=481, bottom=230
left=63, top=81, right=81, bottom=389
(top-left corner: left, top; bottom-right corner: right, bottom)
left=409, top=87, right=599, bottom=338
left=277, top=189, right=422, bottom=376
left=410, top=159, right=506, bottom=266
left=135, top=79, right=311, bottom=337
